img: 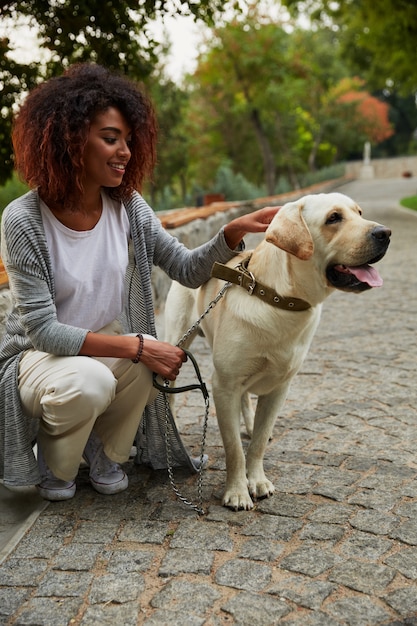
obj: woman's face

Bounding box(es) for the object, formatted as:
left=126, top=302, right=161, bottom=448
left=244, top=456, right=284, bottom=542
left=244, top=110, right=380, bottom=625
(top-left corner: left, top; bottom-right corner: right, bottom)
left=82, top=107, right=132, bottom=191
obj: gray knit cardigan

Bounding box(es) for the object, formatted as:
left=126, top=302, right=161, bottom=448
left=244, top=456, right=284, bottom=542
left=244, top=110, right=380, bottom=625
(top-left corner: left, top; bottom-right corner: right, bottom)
left=0, top=189, right=239, bottom=487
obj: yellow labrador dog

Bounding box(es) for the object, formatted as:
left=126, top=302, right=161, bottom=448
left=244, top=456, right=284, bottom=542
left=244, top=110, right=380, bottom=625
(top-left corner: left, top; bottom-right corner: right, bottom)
left=165, top=193, right=391, bottom=510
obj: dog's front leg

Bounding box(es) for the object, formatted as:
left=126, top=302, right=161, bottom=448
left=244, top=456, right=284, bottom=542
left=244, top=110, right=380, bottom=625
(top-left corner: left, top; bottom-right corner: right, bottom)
left=213, top=375, right=253, bottom=511
left=246, top=388, right=289, bottom=501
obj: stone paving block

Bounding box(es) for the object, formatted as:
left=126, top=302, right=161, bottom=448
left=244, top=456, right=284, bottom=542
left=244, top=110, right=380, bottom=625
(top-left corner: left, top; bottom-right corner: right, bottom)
left=241, top=514, right=303, bottom=541
left=343, top=457, right=378, bottom=472
left=299, top=522, right=346, bottom=543
left=395, top=501, right=417, bottom=518
left=215, top=558, right=272, bottom=591
left=33, top=512, right=77, bottom=539
left=339, top=530, right=393, bottom=560
left=384, top=586, right=417, bottom=617
left=307, top=502, right=356, bottom=524
left=402, top=480, right=417, bottom=498
left=384, top=546, right=417, bottom=580
left=205, top=504, right=248, bottom=526
left=80, top=600, right=139, bottom=625
left=238, top=537, right=285, bottom=562
left=159, top=548, right=214, bottom=576
left=256, top=493, right=315, bottom=518
left=328, top=559, right=395, bottom=594
left=390, top=519, right=417, bottom=546
left=312, top=484, right=356, bottom=502
left=170, top=519, right=234, bottom=551
left=52, top=542, right=102, bottom=571
left=268, top=574, right=336, bottom=610
left=71, top=520, right=121, bottom=544
left=313, top=466, right=361, bottom=487
left=88, top=571, right=145, bottom=603
left=0, top=587, right=31, bottom=617
left=221, top=590, right=290, bottom=624
left=11, top=534, right=64, bottom=560
left=348, top=489, right=400, bottom=511
left=279, top=610, right=340, bottom=625
left=307, top=501, right=357, bottom=524
left=144, top=609, right=205, bottom=626
left=0, top=557, right=48, bottom=586
left=35, top=570, right=93, bottom=597
left=279, top=546, right=340, bottom=577
left=118, top=519, right=171, bottom=544
left=349, top=509, right=400, bottom=535
left=273, top=464, right=318, bottom=494
left=325, top=595, right=392, bottom=625
left=12, top=597, right=82, bottom=625
left=106, top=548, right=156, bottom=574
left=151, top=579, right=220, bottom=613
left=269, top=430, right=317, bottom=452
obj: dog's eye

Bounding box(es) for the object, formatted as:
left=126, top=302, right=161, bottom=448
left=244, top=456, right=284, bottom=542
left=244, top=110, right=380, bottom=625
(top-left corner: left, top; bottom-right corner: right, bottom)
left=326, top=212, right=342, bottom=225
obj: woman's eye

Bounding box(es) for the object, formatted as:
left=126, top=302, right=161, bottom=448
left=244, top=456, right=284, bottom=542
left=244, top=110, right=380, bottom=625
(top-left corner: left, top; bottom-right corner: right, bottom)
left=103, top=137, right=117, bottom=144
left=326, top=212, right=342, bottom=225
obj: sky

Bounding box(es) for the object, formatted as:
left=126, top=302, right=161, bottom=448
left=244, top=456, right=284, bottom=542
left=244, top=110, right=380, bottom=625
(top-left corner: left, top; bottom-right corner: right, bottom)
left=148, top=14, right=205, bottom=80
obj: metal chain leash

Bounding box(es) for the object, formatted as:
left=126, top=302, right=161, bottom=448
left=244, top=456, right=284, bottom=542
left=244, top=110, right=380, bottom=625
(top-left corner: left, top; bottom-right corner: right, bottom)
left=160, top=281, right=232, bottom=515
left=175, top=281, right=233, bottom=348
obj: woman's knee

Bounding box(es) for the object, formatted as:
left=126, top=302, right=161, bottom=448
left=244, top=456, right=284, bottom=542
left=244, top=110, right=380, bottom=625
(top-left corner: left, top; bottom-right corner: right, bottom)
left=41, top=357, right=117, bottom=420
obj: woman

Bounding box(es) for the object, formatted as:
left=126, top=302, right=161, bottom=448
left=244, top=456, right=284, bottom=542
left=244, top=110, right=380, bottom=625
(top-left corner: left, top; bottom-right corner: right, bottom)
left=0, top=63, right=277, bottom=501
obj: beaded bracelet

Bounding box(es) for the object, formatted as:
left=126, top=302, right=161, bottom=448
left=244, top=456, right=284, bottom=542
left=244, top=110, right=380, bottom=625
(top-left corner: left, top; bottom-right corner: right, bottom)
left=132, top=333, right=144, bottom=363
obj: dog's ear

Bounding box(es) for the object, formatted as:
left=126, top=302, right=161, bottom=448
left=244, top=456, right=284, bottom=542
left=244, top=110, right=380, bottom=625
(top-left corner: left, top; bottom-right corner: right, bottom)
left=265, top=200, right=314, bottom=260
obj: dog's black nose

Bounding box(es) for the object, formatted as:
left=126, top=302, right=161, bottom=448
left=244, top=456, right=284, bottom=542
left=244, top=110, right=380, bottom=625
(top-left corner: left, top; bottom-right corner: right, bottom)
left=372, top=225, right=391, bottom=241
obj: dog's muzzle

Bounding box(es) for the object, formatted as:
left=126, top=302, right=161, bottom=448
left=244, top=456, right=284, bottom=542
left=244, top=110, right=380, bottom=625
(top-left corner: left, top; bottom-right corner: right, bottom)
left=326, top=225, right=391, bottom=292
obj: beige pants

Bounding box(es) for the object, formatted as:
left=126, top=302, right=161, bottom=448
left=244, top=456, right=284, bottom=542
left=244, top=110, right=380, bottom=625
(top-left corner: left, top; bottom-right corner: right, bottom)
left=18, top=322, right=158, bottom=481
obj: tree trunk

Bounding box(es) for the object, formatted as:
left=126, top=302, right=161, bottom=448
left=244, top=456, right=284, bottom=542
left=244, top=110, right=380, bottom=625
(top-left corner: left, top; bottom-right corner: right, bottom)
left=249, top=108, right=276, bottom=195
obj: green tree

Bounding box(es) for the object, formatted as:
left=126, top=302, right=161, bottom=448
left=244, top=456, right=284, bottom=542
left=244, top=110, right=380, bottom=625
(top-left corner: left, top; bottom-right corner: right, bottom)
left=147, top=72, right=191, bottom=208
left=281, top=0, right=417, bottom=95
left=188, top=20, right=307, bottom=195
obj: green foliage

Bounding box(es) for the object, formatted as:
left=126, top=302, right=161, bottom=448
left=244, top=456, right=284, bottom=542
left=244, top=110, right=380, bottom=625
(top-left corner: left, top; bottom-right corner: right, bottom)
left=400, top=195, right=417, bottom=212
left=213, top=162, right=266, bottom=201
left=281, top=0, right=417, bottom=95
left=0, top=172, right=29, bottom=215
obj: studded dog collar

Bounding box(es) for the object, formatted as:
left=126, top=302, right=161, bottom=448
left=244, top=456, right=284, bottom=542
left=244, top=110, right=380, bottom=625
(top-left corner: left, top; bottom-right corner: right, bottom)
left=211, top=256, right=311, bottom=312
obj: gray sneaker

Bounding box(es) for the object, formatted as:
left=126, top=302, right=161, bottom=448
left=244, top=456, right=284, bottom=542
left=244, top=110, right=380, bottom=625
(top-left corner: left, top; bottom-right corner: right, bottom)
left=36, top=446, right=76, bottom=501
left=83, top=431, right=128, bottom=495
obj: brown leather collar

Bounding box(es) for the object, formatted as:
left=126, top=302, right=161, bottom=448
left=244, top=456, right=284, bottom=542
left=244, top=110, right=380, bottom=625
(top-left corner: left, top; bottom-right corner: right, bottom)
left=211, top=256, right=311, bottom=311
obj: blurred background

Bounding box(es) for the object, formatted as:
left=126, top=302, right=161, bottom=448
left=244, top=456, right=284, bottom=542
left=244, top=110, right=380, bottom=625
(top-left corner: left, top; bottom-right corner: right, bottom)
left=0, top=0, right=416, bottom=213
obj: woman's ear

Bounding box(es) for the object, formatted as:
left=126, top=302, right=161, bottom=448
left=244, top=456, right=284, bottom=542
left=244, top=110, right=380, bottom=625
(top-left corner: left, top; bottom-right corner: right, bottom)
left=265, top=200, right=314, bottom=260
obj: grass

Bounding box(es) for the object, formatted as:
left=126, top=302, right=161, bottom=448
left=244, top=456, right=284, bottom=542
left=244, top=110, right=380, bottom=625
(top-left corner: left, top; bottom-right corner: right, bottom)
left=400, top=195, right=417, bottom=211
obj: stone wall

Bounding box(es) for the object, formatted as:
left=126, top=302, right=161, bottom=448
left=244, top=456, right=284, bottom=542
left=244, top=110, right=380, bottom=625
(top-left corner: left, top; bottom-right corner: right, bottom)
left=345, top=155, right=417, bottom=179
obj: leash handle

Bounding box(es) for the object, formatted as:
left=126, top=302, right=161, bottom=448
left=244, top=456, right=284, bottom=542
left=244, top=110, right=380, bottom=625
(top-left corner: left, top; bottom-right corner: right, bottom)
left=152, top=348, right=209, bottom=400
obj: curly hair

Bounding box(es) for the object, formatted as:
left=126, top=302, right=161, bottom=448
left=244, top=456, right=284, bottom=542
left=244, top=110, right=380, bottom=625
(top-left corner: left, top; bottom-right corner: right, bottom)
left=12, top=63, right=157, bottom=209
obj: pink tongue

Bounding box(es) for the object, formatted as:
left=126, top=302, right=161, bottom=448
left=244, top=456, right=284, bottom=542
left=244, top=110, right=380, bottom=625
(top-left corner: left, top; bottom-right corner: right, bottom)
left=346, top=264, right=383, bottom=287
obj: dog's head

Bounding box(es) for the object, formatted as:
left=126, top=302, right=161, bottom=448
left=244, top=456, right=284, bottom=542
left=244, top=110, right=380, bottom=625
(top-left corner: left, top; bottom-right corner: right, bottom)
left=265, top=192, right=391, bottom=292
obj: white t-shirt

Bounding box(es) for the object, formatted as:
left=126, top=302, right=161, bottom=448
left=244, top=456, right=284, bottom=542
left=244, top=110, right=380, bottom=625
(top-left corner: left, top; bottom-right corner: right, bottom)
left=40, top=192, right=130, bottom=332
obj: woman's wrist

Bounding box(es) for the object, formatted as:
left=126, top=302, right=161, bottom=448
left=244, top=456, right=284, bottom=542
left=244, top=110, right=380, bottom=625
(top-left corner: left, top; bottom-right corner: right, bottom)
left=132, top=333, right=144, bottom=363
left=223, top=223, right=245, bottom=250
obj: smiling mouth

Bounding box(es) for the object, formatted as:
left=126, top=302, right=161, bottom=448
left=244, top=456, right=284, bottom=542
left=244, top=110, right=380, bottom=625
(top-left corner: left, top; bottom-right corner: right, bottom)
left=109, top=163, right=126, bottom=172
left=326, top=251, right=387, bottom=292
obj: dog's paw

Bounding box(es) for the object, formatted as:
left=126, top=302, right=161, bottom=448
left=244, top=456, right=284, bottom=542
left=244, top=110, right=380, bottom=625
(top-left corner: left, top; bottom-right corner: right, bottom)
left=222, top=489, right=254, bottom=511
left=248, top=477, right=275, bottom=501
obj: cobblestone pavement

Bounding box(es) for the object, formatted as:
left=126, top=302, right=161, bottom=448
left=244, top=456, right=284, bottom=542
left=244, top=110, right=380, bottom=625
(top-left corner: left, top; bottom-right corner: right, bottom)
left=1, top=178, right=417, bottom=625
